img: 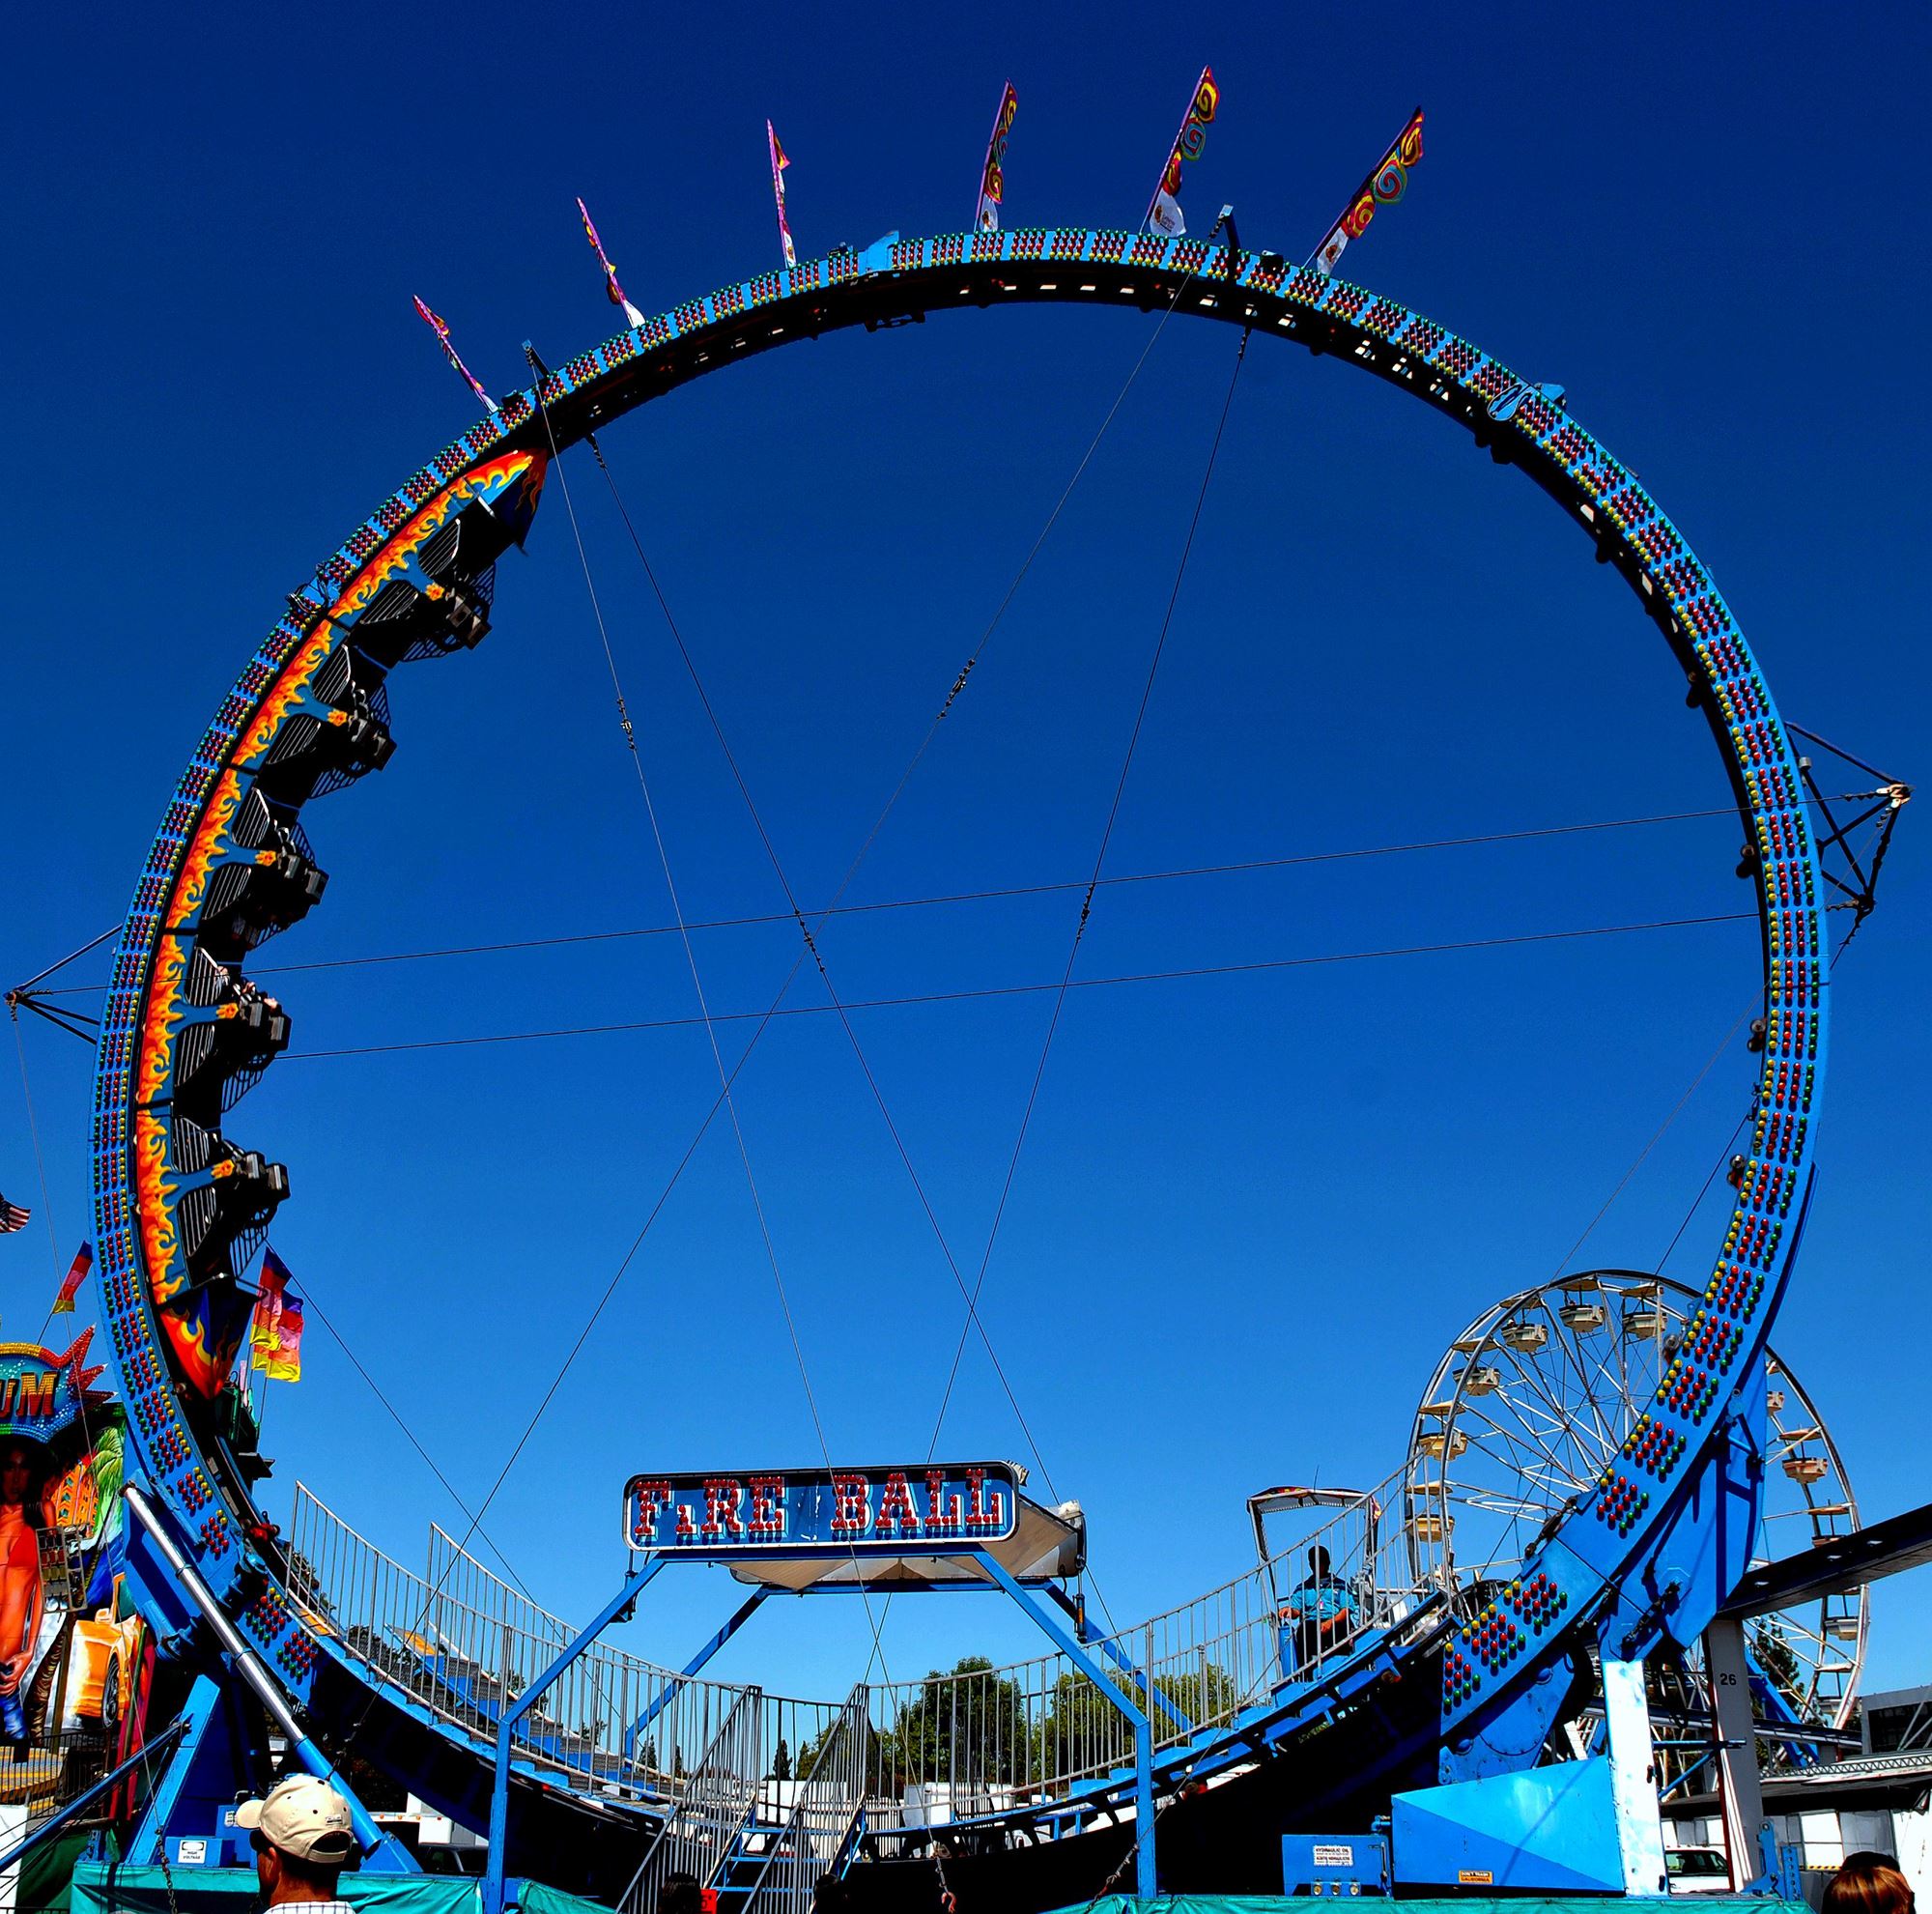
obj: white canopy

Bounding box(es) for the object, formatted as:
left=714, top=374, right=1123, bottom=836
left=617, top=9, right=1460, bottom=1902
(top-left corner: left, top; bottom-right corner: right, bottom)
left=725, top=1495, right=1085, bottom=1593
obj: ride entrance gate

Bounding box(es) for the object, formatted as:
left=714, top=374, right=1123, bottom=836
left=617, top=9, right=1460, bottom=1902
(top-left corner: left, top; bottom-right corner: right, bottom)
left=476, top=1463, right=1123, bottom=1913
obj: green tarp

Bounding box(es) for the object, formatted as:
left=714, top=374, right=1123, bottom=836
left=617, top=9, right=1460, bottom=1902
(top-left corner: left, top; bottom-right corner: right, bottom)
left=69, top=1866, right=613, bottom=1914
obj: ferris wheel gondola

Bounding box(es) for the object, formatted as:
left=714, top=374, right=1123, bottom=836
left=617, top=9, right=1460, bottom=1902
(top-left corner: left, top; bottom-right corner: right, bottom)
left=1404, top=1270, right=1866, bottom=1733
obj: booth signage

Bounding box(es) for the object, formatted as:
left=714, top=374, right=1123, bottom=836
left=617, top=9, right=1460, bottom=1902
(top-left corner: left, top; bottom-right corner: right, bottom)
left=0, top=1334, right=103, bottom=1442
left=622, top=1463, right=1021, bottom=1554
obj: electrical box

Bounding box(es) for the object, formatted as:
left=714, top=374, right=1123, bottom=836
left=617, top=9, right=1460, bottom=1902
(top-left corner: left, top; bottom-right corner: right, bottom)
left=1282, top=1832, right=1391, bottom=1896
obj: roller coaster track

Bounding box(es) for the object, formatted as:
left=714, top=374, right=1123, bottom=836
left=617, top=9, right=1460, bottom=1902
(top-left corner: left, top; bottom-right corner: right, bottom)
left=88, top=227, right=1828, bottom=1900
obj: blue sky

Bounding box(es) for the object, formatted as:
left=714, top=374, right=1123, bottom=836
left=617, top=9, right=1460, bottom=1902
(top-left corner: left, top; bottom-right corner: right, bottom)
left=3, top=2, right=1928, bottom=1709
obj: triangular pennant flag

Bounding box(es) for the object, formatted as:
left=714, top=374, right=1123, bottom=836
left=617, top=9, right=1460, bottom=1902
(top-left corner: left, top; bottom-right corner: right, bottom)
left=976, top=82, right=1019, bottom=234
left=412, top=296, right=500, bottom=414
left=576, top=197, right=646, bottom=329
left=1143, top=67, right=1219, bottom=238
left=51, top=1243, right=92, bottom=1315
left=767, top=120, right=797, bottom=270
left=1309, top=107, right=1426, bottom=275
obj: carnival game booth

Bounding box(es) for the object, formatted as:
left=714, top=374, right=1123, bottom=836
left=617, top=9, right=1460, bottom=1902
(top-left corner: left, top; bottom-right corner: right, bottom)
left=0, top=1334, right=148, bottom=1881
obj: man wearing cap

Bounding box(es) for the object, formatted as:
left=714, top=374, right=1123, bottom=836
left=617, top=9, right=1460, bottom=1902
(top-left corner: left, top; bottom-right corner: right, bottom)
left=236, top=1775, right=360, bottom=1909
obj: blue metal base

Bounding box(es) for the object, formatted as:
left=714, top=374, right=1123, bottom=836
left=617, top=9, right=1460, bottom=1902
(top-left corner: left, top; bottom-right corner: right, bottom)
left=1392, top=1757, right=1627, bottom=1894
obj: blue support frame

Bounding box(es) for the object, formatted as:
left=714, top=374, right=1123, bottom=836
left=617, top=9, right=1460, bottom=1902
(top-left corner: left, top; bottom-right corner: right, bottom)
left=1045, top=1583, right=1194, bottom=1736
left=483, top=1556, right=664, bottom=1914
left=76, top=223, right=1836, bottom=1893
left=0, top=1718, right=189, bottom=1878
left=622, top=1585, right=770, bottom=1762
left=973, top=1550, right=1157, bottom=1902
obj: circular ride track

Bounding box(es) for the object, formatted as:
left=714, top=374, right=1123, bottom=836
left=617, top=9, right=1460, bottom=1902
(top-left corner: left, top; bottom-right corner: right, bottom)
left=88, top=227, right=1830, bottom=1905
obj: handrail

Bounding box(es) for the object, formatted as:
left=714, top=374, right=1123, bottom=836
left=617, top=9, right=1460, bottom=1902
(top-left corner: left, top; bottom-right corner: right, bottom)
left=619, top=1684, right=764, bottom=1912
left=0, top=1719, right=189, bottom=1876
left=288, top=1454, right=1429, bottom=1819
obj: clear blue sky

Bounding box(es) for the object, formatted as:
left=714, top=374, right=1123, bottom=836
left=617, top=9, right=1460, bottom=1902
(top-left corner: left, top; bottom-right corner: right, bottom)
left=3, top=3, right=1927, bottom=1706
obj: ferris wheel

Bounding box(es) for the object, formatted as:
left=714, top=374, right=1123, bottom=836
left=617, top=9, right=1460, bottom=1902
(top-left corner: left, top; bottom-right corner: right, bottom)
left=1404, top=1269, right=1866, bottom=1730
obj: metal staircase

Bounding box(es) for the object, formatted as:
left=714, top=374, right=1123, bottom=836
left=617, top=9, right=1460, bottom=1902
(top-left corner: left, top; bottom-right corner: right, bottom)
left=739, top=1684, right=869, bottom=1914
left=620, top=1685, right=766, bottom=1913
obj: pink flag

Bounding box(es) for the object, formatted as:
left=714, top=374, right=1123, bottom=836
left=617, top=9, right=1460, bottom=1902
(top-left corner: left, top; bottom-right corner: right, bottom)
left=576, top=197, right=646, bottom=329
left=767, top=121, right=797, bottom=270
left=412, top=296, right=499, bottom=414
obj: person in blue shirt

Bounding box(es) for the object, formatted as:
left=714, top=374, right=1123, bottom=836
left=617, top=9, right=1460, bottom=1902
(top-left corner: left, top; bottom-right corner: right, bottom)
left=1288, top=1546, right=1356, bottom=1671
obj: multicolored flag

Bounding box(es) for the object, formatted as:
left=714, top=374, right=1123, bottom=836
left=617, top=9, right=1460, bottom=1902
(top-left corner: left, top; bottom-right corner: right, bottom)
left=412, top=296, right=499, bottom=414
left=975, top=82, right=1019, bottom=233
left=1145, top=67, right=1220, bottom=238
left=0, top=1194, right=28, bottom=1235
left=50, top=1243, right=93, bottom=1315
left=1309, top=106, right=1426, bottom=275
left=767, top=121, right=797, bottom=270
left=249, top=1247, right=305, bottom=1384
left=576, top=197, right=646, bottom=329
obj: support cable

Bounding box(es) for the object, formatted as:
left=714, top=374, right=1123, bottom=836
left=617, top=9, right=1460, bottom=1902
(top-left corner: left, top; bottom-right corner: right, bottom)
left=532, top=377, right=843, bottom=1515
left=21, top=791, right=1886, bottom=998
left=811, top=226, right=1236, bottom=900
left=1550, top=999, right=1758, bottom=1279
left=281, top=906, right=1799, bottom=1061
left=298, top=1281, right=537, bottom=1589
left=587, top=434, right=1072, bottom=1585
left=530, top=371, right=899, bottom=1687
left=926, top=330, right=1252, bottom=1466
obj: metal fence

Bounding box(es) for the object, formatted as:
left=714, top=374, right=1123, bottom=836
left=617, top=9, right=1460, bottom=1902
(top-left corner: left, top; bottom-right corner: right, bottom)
left=741, top=1685, right=869, bottom=1913
left=288, top=1462, right=1430, bottom=1833
left=619, top=1686, right=764, bottom=1911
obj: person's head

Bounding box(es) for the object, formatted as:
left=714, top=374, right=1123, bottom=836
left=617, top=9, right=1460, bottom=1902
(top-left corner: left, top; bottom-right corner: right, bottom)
left=236, top=1776, right=358, bottom=1904
left=1824, top=1854, right=1913, bottom=1914
left=658, top=1874, right=704, bottom=1914
left=1310, top=1545, right=1331, bottom=1575
left=0, top=1444, right=37, bottom=1512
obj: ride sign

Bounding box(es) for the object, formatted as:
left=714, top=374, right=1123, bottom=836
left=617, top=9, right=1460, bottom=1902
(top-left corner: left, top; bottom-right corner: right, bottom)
left=622, top=1463, right=1021, bottom=1555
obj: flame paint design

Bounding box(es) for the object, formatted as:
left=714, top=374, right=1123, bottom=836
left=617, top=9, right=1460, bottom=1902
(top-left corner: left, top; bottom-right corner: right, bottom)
left=129, top=448, right=546, bottom=1385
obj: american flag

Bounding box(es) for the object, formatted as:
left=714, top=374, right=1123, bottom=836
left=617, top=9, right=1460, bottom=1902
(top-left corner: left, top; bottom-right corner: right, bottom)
left=0, top=1193, right=29, bottom=1234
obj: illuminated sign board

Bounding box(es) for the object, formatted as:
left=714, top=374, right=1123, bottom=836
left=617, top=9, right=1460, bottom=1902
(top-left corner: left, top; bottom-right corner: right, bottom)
left=0, top=1335, right=104, bottom=1443
left=622, top=1463, right=1021, bottom=1555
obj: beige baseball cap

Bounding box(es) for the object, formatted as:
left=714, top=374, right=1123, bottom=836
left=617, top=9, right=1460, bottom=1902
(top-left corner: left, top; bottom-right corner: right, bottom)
left=235, top=1775, right=358, bottom=1865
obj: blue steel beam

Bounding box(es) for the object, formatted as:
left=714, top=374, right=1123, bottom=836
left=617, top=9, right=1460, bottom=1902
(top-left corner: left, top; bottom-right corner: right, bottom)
left=0, top=1717, right=189, bottom=1878
left=974, top=1549, right=1156, bottom=1902
left=1044, top=1583, right=1194, bottom=1736
left=484, top=1556, right=664, bottom=1914
left=622, top=1585, right=771, bottom=1760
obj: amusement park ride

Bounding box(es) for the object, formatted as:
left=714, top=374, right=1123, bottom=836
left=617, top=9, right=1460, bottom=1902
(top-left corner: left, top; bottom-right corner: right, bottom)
left=0, top=214, right=1918, bottom=1911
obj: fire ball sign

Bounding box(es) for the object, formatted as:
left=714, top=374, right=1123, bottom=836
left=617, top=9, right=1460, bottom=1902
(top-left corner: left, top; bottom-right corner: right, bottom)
left=622, top=1463, right=1021, bottom=1555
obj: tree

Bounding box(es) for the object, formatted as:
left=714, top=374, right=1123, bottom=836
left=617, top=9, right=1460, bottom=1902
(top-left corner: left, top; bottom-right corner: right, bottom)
left=885, top=1656, right=1031, bottom=1792
left=1037, top=1661, right=1238, bottom=1785
left=773, top=1736, right=793, bottom=1782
